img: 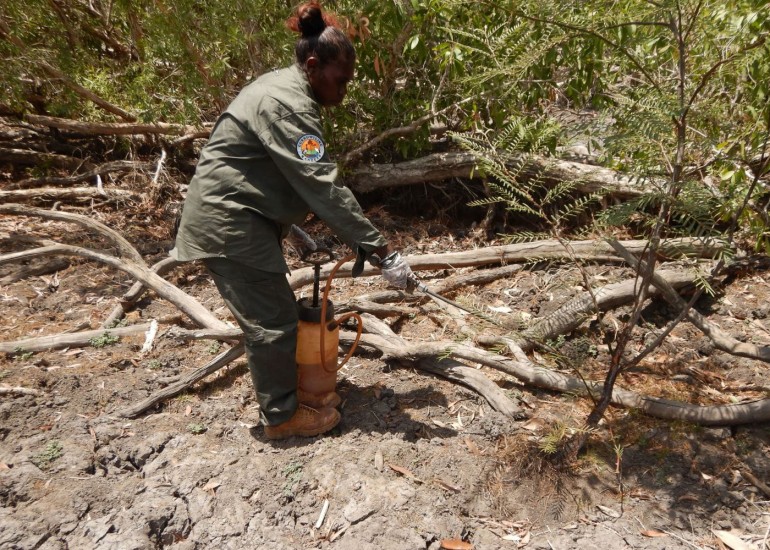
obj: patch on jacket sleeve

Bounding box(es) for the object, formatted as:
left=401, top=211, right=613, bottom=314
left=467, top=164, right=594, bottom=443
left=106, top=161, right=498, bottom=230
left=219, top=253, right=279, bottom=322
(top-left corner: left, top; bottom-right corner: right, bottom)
left=296, top=134, right=325, bottom=162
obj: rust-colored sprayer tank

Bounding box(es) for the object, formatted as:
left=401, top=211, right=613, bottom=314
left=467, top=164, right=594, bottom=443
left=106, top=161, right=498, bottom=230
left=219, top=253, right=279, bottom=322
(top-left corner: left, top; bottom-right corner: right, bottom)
left=296, top=250, right=362, bottom=405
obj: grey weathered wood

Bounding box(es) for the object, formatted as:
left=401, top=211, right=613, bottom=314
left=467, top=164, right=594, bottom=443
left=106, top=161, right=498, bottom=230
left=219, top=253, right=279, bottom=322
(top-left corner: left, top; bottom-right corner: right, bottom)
left=345, top=151, right=654, bottom=198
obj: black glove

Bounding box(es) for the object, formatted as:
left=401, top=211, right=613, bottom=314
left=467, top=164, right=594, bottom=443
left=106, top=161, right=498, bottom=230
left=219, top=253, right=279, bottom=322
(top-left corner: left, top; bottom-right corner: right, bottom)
left=379, top=251, right=413, bottom=289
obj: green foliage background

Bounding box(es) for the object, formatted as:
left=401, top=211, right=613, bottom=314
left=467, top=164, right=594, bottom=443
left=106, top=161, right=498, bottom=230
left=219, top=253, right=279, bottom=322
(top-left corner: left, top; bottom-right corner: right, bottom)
left=2, top=0, right=769, bottom=247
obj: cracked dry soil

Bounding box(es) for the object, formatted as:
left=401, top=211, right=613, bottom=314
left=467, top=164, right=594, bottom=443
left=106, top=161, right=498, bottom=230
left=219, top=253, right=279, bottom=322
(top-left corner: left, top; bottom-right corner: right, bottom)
left=1, top=213, right=770, bottom=550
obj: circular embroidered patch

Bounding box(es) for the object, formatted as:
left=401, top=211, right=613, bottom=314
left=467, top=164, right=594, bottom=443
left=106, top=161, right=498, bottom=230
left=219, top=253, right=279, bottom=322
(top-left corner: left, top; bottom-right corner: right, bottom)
left=296, top=134, right=325, bottom=162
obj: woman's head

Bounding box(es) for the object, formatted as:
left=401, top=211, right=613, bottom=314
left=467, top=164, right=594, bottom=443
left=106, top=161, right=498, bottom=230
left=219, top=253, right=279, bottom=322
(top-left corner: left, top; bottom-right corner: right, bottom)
left=286, top=1, right=355, bottom=106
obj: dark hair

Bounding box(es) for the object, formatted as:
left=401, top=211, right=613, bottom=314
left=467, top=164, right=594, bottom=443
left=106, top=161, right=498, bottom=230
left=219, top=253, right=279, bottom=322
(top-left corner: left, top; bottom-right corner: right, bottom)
left=286, top=1, right=355, bottom=66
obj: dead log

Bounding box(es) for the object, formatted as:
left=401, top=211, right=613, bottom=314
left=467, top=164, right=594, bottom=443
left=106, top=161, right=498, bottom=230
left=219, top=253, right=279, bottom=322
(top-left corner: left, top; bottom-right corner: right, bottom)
left=0, top=323, right=241, bottom=355
left=0, top=205, right=227, bottom=328
left=518, top=268, right=698, bottom=346
left=288, top=237, right=726, bottom=288
left=0, top=324, right=152, bottom=354
left=345, top=151, right=653, bottom=198
left=0, top=147, right=91, bottom=170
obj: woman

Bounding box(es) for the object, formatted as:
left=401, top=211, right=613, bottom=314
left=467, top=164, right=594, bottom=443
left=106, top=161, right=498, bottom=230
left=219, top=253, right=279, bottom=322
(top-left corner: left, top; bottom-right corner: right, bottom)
left=171, top=1, right=412, bottom=439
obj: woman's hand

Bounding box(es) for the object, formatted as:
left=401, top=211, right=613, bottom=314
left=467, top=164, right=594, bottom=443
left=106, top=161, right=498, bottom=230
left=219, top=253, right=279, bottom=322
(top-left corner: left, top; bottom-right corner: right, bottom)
left=379, top=251, right=413, bottom=289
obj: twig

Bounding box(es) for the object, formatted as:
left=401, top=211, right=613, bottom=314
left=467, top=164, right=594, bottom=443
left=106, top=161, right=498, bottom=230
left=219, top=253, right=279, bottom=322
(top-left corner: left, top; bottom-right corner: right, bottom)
left=117, top=344, right=246, bottom=418
left=340, top=99, right=473, bottom=164
left=315, top=499, right=329, bottom=529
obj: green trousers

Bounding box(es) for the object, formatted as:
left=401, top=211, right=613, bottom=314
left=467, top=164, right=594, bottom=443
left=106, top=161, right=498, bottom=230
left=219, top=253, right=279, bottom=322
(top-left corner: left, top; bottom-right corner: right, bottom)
left=204, top=257, right=298, bottom=426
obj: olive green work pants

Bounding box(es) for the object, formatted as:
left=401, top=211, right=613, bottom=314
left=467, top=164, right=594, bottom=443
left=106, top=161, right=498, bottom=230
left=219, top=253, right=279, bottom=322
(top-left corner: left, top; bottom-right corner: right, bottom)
left=203, top=257, right=298, bottom=426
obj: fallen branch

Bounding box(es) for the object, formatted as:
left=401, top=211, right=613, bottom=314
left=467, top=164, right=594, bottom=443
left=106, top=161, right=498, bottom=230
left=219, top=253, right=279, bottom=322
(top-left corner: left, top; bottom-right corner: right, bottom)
left=0, top=244, right=225, bottom=330
left=0, top=323, right=241, bottom=356
left=0, top=324, right=152, bottom=354
left=609, top=240, right=770, bottom=363
left=519, top=268, right=698, bottom=346
left=288, top=237, right=726, bottom=288
left=117, top=344, right=246, bottom=418
left=340, top=100, right=472, bottom=164
left=23, top=114, right=208, bottom=137
left=102, top=257, right=181, bottom=328
left=341, top=329, right=770, bottom=426
left=11, top=160, right=154, bottom=190
left=1, top=204, right=145, bottom=263
left=358, top=313, right=521, bottom=418
left=0, top=186, right=135, bottom=204
left=0, top=147, right=91, bottom=170
left=0, top=257, right=70, bottom=285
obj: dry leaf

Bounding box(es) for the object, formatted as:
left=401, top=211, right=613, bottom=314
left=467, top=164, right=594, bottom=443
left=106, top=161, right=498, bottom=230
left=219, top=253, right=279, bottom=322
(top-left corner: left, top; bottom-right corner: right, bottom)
left=202, top=480, right=221, bottom=493
left=713, top=530, right=750, bottom=550
left=440, top=539, right=473, bottom=550
left=0, top=462, right=10, bottom=470
left=184, top=405, right=192, bottom=417
left=521, top=418, right=546, bottom=431
left=433, top=478, right=461, bottom=493
left=388, top=463, right=423, bottom=484
left=464, top=437, right=481, bottom=455
left=640, top=530, right=667, bottom=537
left=374, top=450, right=384, bottom=472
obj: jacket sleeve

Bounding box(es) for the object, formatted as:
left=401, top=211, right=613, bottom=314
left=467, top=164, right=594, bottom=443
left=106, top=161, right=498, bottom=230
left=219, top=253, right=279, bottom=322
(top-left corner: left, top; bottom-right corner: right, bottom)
left=257, top=105, right=387, bottom=254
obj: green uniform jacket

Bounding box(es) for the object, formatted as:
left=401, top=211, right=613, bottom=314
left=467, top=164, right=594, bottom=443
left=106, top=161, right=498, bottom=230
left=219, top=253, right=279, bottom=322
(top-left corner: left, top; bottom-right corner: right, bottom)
left=171, top=64, right=386, bottom=273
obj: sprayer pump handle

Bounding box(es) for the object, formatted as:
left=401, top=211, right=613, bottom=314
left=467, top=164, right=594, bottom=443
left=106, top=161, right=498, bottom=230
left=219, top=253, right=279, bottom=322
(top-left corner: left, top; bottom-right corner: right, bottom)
left=301, top=247, right=335, bottom=266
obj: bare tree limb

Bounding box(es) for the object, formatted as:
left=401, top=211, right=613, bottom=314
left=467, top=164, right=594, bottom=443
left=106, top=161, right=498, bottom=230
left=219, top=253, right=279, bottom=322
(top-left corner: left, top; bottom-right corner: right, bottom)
left=340, top=99, right=473, bottom=164
left=117, top=344, right=246, bottom=418
left=0, top=187, right=135, bottom=204
left=102, top=257, right=181, bottom=328
left=0, top=257, right=70, bottom=285
left=0, top=244, right=226, bottom=330
left=288, top=237, right=726, bottom=288
left=0, top=204, right=145, bottom=263
left=0, top=324, right=152, bottom=354
left=343, top=330, right=770, bottom=426
left=24, top=114, right=209, bottom=137
left=0, top=147, right=91, bottom=170
left=608, top=239, right=770, bottom=363
left=10, top=160, right=154, bottom=190
left=519, top=268, right=698, bottom=346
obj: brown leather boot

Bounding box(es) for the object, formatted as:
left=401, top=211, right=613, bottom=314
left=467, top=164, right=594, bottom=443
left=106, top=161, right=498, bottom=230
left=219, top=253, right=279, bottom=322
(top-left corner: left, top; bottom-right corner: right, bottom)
left=264, top=404, right=340, bottom=440
left=297, top=388, right=342, bottom=409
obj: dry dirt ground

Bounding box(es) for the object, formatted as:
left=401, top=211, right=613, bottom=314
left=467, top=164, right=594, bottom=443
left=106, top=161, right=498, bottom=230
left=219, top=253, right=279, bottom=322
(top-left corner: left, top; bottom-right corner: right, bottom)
left=1, top=208, right=770, bottom=550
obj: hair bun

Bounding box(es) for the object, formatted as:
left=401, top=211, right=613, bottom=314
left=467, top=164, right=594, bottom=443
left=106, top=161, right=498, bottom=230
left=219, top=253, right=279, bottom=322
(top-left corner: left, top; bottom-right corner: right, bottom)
left=297, top=4, right=326, bottom=38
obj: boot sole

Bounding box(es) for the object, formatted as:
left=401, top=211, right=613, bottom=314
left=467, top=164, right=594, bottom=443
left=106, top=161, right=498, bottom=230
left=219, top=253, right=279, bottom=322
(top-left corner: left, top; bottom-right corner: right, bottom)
left=264, top=410, right=341, bottom=440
